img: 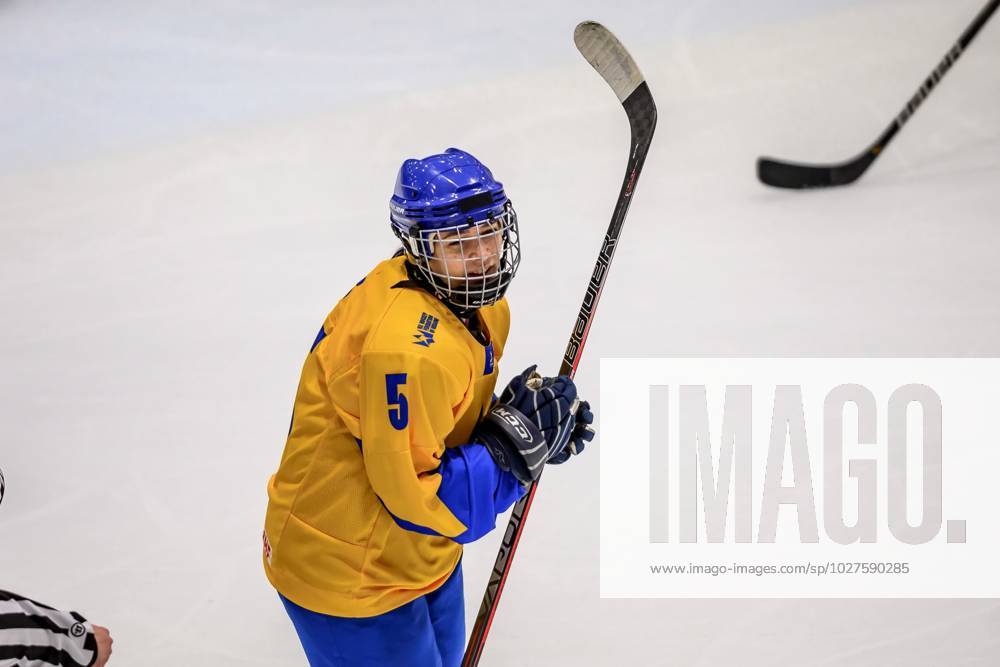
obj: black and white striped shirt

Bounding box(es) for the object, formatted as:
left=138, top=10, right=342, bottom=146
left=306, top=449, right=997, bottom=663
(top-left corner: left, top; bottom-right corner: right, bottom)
left=0, top=591, right=97, bottom=667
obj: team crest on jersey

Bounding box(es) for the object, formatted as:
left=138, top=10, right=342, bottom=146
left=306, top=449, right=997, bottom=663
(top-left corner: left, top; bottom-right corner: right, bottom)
left=413, top=312, right=439, bottom=347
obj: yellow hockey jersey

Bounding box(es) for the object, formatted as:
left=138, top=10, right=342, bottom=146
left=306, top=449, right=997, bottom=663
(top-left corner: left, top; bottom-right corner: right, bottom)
left=263, top=255, right=521, bottom=617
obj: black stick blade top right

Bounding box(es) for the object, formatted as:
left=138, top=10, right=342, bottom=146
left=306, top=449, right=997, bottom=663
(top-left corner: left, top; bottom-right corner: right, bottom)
left=757, top=0, right=999, bottom=190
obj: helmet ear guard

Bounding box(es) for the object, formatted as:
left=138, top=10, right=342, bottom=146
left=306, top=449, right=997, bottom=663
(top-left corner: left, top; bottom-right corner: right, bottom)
left=392, top=223, right=434, bottom=262
left=399, top=225, right=425, bottom=258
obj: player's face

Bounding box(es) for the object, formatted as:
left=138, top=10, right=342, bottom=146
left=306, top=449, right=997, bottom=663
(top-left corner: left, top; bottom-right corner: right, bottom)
left=427, top=219, right=503, bottom=287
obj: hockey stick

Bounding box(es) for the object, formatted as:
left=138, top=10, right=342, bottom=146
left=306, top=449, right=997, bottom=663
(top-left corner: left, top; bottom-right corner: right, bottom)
left=758, top=0, right=999, bottom=189
left=461, top=21, right=657, bottom=667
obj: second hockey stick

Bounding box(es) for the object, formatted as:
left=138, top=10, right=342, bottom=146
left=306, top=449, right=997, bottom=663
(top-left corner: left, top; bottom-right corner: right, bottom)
left=758, top=0, right=999, bottom=189
left=461, top=20, right=657, bottom=667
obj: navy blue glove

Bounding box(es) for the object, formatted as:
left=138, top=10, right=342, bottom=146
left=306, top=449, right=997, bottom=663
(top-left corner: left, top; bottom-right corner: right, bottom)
left=473, top=365, right=582, bottom=484
left=499, top=365, right=579, bottom=459
left=548, top=400, right=594, bottom=464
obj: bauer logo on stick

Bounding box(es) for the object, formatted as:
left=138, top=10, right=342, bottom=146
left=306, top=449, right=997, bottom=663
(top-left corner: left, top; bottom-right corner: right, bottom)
left=0, top=466, right=5, bottom=506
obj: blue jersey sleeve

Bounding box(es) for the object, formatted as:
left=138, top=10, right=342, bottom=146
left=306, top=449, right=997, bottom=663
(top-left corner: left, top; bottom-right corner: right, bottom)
left=388, top=443, right=527, bottom=543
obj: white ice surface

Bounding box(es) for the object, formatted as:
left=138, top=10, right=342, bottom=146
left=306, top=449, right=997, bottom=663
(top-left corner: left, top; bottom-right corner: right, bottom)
left=1, top=0, right=999, bottom=665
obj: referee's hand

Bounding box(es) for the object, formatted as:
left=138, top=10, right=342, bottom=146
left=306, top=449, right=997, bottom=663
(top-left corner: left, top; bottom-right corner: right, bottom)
left=93, top=625, right=113, bottom=666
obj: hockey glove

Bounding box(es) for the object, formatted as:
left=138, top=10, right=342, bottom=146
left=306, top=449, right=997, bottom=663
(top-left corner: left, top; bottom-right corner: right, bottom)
left=548, top=400, right=594, bottom=464
left=473, top=365, right=580, bottom=484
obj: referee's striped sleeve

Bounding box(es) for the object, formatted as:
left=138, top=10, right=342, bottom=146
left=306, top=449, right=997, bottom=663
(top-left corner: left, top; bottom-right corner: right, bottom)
left=0, top=590, right=97, bottom=667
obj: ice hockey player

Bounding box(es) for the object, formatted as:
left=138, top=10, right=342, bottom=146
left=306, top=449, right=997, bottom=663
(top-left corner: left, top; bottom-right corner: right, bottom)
left=262, top=147, right=594, bottom=666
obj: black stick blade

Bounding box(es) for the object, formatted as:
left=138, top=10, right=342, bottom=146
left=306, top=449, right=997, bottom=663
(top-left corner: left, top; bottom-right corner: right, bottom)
left=758, top=0, right=999, bottom=190
left=757, top=150, right=877, bottom=189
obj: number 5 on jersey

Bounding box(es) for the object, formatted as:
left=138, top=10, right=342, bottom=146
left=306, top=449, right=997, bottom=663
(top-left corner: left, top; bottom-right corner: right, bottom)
left=385, top=373, right=408, bottom=429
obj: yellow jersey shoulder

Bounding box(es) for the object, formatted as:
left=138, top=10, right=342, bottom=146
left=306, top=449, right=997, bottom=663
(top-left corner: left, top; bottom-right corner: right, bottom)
left=363, top=277, right=477, bottom=389
left=313, top=255, right=510, bottom=402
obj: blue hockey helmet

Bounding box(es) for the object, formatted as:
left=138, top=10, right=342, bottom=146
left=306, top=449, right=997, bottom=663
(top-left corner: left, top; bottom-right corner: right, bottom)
left=390, top=148, right=521, bottom=311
